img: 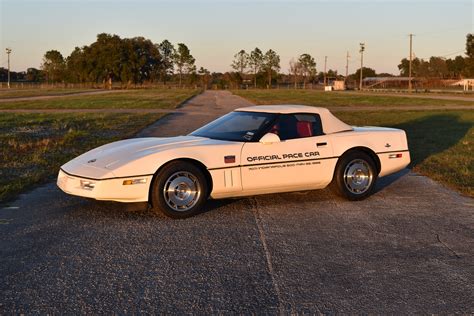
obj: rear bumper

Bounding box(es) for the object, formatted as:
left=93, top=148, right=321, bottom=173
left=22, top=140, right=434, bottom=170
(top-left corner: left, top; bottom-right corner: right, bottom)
left=57, top=169, right=152, bottom=203
left=378, top=150, right=411, bottom=177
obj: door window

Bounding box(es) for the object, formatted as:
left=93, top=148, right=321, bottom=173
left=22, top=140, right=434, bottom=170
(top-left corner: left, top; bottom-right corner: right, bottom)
left=270, top=114, right=323, bottom=140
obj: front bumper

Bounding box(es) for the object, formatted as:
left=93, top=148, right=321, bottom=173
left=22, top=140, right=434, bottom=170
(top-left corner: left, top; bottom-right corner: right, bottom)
left=57, top=169, right=152, bottom=203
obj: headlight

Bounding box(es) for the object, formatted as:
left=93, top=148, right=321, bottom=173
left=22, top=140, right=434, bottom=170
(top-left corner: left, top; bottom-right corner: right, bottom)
left=80, top=180, right=96, bottom=190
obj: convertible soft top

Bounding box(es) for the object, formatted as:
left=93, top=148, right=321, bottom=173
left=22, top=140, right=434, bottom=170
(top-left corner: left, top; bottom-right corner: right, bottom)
left=236, top=105, right=353, bottom=134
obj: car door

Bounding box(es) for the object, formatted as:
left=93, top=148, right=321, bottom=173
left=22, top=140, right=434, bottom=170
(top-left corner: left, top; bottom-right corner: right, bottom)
left=240, top=113, right=335, bottom=192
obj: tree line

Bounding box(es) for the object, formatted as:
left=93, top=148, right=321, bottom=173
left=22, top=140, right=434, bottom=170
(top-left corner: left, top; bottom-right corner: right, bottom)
left=397, top=34, right=474, bottom=79
left=1, top=33, right=472, bottom=88
left=38, top=33, right=199, bottom=87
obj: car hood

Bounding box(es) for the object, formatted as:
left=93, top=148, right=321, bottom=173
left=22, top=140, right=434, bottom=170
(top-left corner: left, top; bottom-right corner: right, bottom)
left=61, top=135, right=216, bottom=178
left=75, top=135, right=211, bottom=169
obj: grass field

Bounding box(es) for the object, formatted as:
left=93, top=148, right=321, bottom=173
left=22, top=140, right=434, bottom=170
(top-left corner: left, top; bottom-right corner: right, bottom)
left=0, top=88, right=200, bottom=109
left=0, top=88, right=199, bottom=202
left=0, top=88, right=98, bottom=99
left=233, top=89, right=474, bottom=107
left=0, top=113, right=164, bottom=202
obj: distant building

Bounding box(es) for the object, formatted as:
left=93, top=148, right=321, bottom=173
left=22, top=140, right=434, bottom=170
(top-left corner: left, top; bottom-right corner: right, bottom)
left=451, top=79, right=474, bottom=91
left=324, top=78, right=345, bottom=91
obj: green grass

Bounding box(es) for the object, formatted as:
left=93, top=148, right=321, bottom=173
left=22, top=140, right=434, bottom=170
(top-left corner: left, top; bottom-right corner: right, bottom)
left=333, top=110, right=473, bottom=197
left=233, top=89, right=474, bottom=107
left=0, top=88, right=200, bottom=109
left=0, top=88, right=98, bottom=99
left=0, top=113, right=164, bottom=202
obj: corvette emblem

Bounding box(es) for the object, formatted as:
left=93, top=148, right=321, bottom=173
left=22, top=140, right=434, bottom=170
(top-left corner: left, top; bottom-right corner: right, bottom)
left=87, top=159, right=97, bottom=163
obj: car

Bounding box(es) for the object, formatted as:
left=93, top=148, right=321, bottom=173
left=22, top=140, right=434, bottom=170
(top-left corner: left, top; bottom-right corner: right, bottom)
left=57, top=105, right=410, bottom=218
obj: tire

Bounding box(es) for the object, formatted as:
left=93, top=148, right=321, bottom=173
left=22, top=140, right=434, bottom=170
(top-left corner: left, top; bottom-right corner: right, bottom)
left=331, top=151, right=377, bottom=200
left=150, top=161, right=209, bottom=219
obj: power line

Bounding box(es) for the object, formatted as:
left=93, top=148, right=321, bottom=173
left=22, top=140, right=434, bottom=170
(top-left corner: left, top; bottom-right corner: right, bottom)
left=414, top=50, right=465, bottom=60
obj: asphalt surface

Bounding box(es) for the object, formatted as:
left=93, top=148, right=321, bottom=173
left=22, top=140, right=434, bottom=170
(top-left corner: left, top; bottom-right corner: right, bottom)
left=1, top=91, right=473, bottom=313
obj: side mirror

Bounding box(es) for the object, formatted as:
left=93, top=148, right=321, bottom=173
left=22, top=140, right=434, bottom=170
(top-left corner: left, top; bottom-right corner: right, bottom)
left=259, top=132, right=281, bottom=144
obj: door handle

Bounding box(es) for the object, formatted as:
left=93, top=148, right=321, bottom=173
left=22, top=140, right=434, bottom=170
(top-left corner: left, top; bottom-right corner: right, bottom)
left=317, top=142, right=327, bottom=147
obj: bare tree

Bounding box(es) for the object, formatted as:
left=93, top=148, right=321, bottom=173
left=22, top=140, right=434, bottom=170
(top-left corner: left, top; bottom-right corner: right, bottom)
left=231, top=50, right=249, bottom=84
left=263, top=49, right=280, bottom=89
left=198, top=66, right=211, bottom=89
left=248, top=47, right=263, bottom=88
left=298, top=53, right=316, bottom=88
left=174, top=43, right=195, bottom=87
left=289, top=58, right=302, bottom=89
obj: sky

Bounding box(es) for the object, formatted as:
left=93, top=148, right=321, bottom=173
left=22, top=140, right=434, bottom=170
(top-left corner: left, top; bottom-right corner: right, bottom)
left=1, top=0, right=472, bottom=75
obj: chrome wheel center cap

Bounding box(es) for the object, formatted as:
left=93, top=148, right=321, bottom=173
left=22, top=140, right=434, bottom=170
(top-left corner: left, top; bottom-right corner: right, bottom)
left=163, top=172, right=201, bottom=212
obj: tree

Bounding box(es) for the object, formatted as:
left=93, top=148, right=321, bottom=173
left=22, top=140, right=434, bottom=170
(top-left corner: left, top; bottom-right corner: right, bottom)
left=158, top=40, right=175, bottom=84
left=198, top=66, right=211, bottom=89
left=289, top=58, right=302, bottom=88
left=174, top=43, right=195, bottom=87
left=26, top=68, right=44, bottom=82
left=298, top=53, right=316, bottom=88
left=66, top=47, right=88, bottom=83
left=398, top=57, right=421, bottom=77
left=248, top=48, right=263, bottom=88
left=428, top=57, right=448, bottom=78
left=446, top=56, right=465, bottom=78
left=466, top=33, right=474, bottom=58
left=120, top=36, right=162, bottom=85
left=263, top=49, right=280, bottom=88
left=87, top=33, right=123, bottom=85
left=231, top=50, right=249, bottom=80
left=465, top=33, right=474, bottom=77
left=41, top=50, right=65, bottom=83
left=352, top=67, right=376, bottom=81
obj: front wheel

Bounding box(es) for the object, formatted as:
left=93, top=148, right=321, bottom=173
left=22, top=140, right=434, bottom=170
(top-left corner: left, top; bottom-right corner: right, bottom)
left=331, top=151, right=377, bottom=200
left=150, top=161, right=209, bottom=219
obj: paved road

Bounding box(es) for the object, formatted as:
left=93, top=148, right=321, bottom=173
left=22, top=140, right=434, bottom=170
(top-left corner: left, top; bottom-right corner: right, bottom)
left=1, top=91, right=473, bottom=313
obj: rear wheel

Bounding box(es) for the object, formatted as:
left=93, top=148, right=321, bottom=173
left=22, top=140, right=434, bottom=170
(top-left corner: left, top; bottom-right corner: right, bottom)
left=150, top=161, right=209, bottom=219
left=331, top=151, right=377, bottom=200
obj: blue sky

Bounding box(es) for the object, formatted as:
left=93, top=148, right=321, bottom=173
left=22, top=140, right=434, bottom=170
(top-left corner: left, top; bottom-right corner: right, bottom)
left=1, top=0, right=472, bottom=74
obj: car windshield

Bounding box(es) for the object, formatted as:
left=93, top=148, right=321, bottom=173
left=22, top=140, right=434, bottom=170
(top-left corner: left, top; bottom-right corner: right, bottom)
left=190, top=111, right=276, bottom=142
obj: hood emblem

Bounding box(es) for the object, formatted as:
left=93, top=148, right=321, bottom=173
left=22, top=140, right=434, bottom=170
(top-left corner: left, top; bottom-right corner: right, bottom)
left=87, top=159, right=97, bottom=164
left=385, top=143, right=391, bottom=148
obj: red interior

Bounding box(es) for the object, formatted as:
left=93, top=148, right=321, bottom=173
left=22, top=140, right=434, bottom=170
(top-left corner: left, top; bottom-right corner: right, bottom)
left=296, top=121, right=313, bottom=137
left=269, top=124, right=279, bottom=135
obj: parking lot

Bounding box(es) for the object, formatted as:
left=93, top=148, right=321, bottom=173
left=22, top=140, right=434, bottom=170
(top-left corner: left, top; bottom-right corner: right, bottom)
left=1, top=91, right=473, bottom=313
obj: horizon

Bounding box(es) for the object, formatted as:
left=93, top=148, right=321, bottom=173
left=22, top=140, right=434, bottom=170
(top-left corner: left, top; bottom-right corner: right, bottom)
left=1, top=0, right=472, bottom=75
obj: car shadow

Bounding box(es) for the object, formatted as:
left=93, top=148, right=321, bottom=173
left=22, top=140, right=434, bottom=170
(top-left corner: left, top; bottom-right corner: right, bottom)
left=375, top=168, right=410, bottom=193
left=88, top=197, right=239, bottom=220
left=392, top=113, right=471, bottom=167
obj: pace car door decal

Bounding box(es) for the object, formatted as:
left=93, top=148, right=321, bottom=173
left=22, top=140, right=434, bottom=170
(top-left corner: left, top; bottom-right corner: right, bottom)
left=240, top=136, right=335, bottom=191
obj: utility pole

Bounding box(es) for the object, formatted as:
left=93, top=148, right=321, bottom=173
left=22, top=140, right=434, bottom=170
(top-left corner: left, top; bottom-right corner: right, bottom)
left=6, top=48, right=12, bottom=89
left=359, top=43, right=365, bottom=90
left=408, top=34, right=413, bottom=92
left=345, top=51, right=350, bottom=81
left=323, top=56, right=327, bottom=86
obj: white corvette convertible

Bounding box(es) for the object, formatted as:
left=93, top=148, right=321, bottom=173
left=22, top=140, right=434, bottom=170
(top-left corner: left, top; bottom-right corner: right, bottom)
left=58, top=105, right=410, bottom=218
